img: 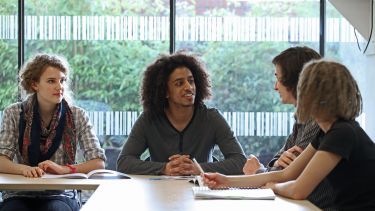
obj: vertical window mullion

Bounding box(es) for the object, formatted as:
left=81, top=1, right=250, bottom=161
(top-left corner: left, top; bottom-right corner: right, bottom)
left=170, top=0, right=175, bottom=53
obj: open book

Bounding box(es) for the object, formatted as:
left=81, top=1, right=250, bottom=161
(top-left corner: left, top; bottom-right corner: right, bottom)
left=192, top=186, right=275, bottom=200
left=42, top=169, right=131, bottom=179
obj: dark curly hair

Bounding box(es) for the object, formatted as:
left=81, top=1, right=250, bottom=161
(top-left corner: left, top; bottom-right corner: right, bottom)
left=141, top=52, right=211, bottom=115
left=272, top=46, right=321, bottom=99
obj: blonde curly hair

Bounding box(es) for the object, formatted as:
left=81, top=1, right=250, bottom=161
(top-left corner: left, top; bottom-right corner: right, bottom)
left=297, top=60, right=362, bottom=122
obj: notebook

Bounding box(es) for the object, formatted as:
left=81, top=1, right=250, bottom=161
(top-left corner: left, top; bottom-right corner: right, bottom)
left=192, top=186, right=275, bottom=200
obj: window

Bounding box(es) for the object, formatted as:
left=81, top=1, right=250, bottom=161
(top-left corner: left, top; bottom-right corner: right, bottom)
left=175, top=0, right=320, bottom=164
left=0, top=0, right=18, bottom=110
left=22, top=0, right=170, bottom=169
left=3, top=0, right=372, bottom=170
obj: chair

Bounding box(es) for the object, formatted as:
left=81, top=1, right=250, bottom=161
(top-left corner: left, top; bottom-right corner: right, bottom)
left=77, top=190, right=83, bottom=206
left=104, top=148, right=121, bottom=170
left=0, top=192, right=2, bottom=209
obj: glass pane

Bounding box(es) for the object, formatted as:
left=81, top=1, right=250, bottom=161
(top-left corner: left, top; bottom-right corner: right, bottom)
left=0, top=1, right=18, bottom=111
left=325, top=2, right=369, bottom=136
left=0, top=2, right=17, bottom=201
left=176, top=0, right=320, bottom=165
left=24, top=0, right=170, bottom=170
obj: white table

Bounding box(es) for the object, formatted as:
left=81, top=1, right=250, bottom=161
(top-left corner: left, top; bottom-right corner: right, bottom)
left=0, top=173, right=320, bottom=211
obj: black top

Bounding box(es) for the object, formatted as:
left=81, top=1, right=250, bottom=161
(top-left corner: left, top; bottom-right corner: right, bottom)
left=311, top=120, right=375, bottom=210
left=266, top=118, right=335, bottom=209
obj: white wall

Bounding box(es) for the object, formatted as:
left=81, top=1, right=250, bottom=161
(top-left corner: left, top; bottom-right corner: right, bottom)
left=360, top=1, right=375, bottom=140
left=362, top=55, right=375, bottom=139
left=328, top=0, right=375, bottom=140
left=329, top=0, right=372, bottom=39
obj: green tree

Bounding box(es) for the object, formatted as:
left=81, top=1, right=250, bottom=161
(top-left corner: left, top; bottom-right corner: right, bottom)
left=0, top=41, right=18, bottom=109
left=0, top=0, right=336, bottom=165
left=203, top=41, right=292, bottom=112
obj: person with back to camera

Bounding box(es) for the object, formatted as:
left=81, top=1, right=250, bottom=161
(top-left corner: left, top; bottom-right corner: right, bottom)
left=0, top=54, right=106, bottom=211
left=204, top=60, right=375, bottom=211
left=117, top=51, right=246, bottom=176
left=242, top=46, right=335, bottom=210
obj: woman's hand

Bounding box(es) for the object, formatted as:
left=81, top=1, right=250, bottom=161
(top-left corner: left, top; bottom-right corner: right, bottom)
left=262, top=182, right=276, bottom=189
left=38, top=160, right=70, bottom=175
left=202, top=173, right=229, bottom=189
left=274, top=146, right=304, bottom=168
left=243, top=154, right=261, bottom=175
left=21, top=166, right=44, bottom=178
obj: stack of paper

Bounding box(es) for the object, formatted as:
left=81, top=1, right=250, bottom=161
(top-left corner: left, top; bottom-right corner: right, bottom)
left=192, top=186, right=275, bottom=200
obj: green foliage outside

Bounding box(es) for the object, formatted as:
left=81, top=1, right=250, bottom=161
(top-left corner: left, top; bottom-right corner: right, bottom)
left=0, top=41, right=18, bottom=107
left=0, top=40, right=295, bottom=165
left=0, top=0, right=342, bottom=167
left=203, top=41, right=288, bottom=111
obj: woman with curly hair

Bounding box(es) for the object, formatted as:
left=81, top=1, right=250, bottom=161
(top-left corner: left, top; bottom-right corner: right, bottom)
left=0, top=54, right=106, bottom=211
left=117, top=52, right=246, bottom=175
left=203, top=60, right=375, bottom=210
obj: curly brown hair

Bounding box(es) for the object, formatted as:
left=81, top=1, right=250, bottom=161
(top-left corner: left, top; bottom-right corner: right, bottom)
left=272, top=46, right=321, bottom=99
left=297, top=60, right=362, bottom=122
left=141, top=52, right=211, bottom=115
left=19, top=53, right=72, bottom=101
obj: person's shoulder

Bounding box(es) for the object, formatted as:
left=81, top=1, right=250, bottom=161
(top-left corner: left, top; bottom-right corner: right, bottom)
left=3, top=102, right=22, bottom=114
left=70, top=105, right=87, bottom=116
left=0, top=103, right=22, bottom=124
left=328, top=119, right=357, bottom=138
left=136, top=110, right=152, bottom=120
left=304, top=118, right=321, bottom=131
left=331, top=119, right=356, bottom=130
left=133, top=110, right=155, bottom=124
left=197, top=105, right=225, bottom=120
left=197, top=104, right=219, bottom=113
left=68, top=106, right=89, bottom=127
left=196, top=104, right=215, bottom=114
